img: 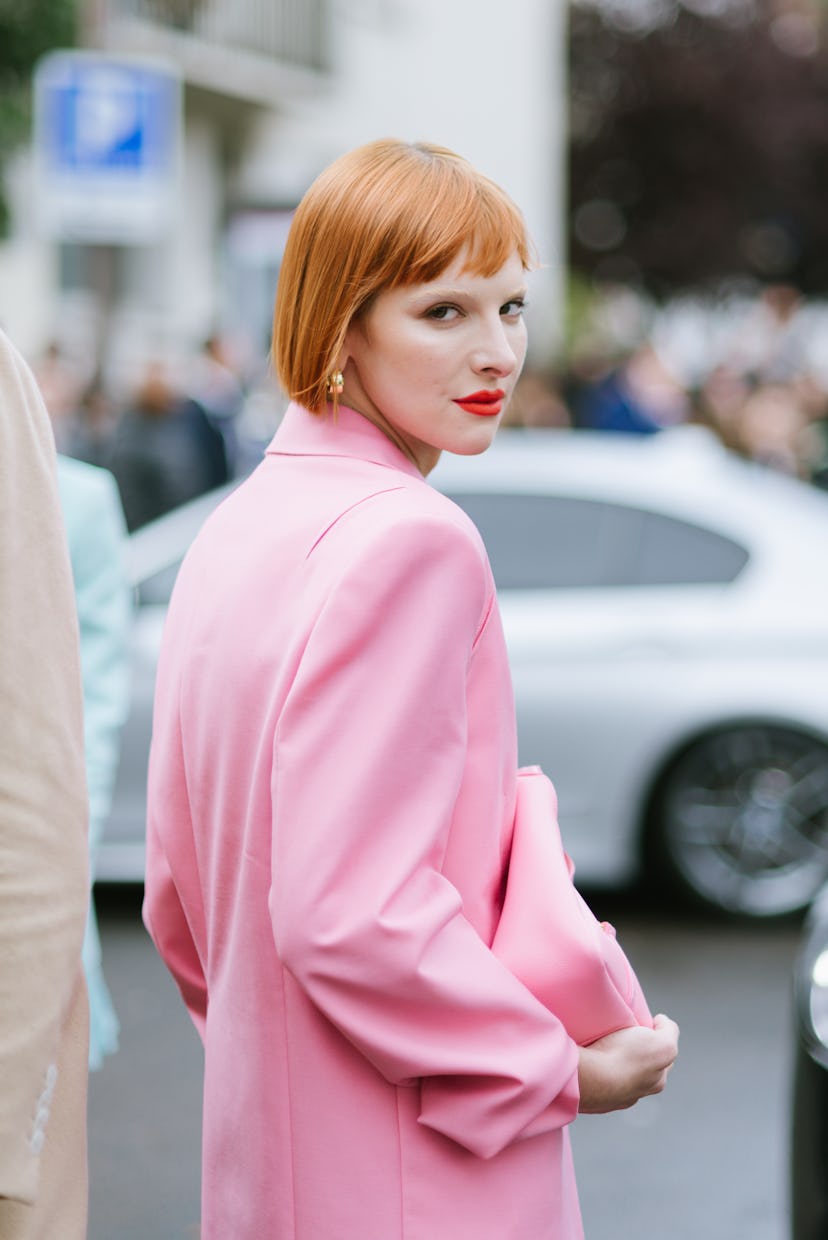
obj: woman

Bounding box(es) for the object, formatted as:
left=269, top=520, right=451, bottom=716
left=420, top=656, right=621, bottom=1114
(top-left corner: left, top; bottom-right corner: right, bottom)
left=143, top=139, right=678, bottom=1239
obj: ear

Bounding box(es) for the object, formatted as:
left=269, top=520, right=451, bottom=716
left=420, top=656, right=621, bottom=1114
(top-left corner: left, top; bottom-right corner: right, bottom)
left=339, top=311, right=370, bottom=373
left=337, top=321, right=359, bottom=373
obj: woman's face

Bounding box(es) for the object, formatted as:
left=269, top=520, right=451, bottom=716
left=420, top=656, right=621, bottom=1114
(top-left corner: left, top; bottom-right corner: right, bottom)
left=340, top=249, right=528, bottom=475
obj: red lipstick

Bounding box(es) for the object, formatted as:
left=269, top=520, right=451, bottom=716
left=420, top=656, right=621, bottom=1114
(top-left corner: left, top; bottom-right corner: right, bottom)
left=453, top=389, right=506, bottom=417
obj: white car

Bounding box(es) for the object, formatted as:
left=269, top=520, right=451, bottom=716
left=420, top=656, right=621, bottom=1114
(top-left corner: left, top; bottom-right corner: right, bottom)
left=100, top=426, right=828, bottom=919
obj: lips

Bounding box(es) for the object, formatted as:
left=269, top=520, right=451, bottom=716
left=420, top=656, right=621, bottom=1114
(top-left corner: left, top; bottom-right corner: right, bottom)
left=453, top=389, right=506, bottom=417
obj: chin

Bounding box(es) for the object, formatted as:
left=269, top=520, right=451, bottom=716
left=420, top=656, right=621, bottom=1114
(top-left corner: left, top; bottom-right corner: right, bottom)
left=450, top=425, right=501, bottom=457
left=455, top=442, right=494, bottom=457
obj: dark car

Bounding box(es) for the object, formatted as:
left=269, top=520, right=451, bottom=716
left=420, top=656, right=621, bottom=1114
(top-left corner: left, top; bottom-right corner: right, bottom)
left=791, top=883, right=828, bottom=1238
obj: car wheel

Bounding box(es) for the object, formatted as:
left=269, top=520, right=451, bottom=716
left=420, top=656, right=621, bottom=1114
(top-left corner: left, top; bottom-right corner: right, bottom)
left=651, top=725, right=828, bottom=919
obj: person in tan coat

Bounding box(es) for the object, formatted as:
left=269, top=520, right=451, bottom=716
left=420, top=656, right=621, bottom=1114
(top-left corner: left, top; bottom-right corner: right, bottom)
left=0, top=328, right=90, bottom=1240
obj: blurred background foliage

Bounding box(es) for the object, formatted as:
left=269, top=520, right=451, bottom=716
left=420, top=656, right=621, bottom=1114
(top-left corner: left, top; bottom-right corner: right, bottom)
left=569, top=0, right=828, bottom=297
left=0, top=0, right=76, bottom=234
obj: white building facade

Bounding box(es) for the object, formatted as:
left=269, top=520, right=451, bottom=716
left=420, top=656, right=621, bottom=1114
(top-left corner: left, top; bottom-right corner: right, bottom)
left=0, top=0, right=567, bottom=377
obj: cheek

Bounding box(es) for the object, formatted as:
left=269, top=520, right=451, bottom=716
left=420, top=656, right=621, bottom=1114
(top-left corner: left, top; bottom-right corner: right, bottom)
left=410, top=337, right=463, bottom=380
left=514, top=324, right=529, bottom=366
left=384, top=342, right=449, bottom=390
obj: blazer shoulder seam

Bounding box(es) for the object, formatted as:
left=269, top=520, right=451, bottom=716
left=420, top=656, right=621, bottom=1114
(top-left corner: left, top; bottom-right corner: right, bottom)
left=305, top=486, right=407, bottom=558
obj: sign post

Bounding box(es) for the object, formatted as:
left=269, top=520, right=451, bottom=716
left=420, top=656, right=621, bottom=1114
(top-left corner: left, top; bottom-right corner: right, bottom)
left=33, top=50, right=181, bottom=245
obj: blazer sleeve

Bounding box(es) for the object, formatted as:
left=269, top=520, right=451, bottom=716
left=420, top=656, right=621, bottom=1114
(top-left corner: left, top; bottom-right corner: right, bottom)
left=143, top=714, right=209, bottom=1041
left=270, top=509, right=579, bottom=1160
left=0, top=332, right=88, bottom=1203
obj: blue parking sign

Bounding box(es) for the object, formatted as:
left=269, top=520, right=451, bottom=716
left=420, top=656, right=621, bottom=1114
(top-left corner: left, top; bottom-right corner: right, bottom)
left=34, top=51, right=181, bottom=243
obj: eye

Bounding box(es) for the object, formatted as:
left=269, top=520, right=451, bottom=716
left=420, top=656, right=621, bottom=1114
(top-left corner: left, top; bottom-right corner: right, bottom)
left=425, top=304, right=461, bottom=321
left=500, top=298, right=527, bottom=319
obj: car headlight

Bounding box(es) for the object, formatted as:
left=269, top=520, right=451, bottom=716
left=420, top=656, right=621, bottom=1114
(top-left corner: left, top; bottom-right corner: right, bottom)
left=795, top=885, right=828, bottom=1070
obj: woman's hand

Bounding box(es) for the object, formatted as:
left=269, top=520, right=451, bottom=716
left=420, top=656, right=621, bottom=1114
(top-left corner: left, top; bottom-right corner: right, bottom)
left=576, top=1013, right=679, bottom=1114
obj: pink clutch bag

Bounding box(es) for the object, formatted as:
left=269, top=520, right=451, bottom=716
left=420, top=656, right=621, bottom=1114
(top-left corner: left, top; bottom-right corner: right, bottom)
left=491, top=766, right=653, bottom=1046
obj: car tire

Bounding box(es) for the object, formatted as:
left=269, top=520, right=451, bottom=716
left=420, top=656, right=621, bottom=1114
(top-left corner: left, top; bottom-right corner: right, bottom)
left=649, top=724, right=828, bottom=919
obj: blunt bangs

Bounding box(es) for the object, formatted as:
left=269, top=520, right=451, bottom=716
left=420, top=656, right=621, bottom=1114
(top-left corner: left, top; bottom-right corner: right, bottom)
left=352, top=145, right=534, bottom=294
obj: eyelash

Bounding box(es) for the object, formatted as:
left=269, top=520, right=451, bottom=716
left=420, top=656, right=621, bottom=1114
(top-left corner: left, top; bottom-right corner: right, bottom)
left=424, top=299, right=527, bottom=321
left=424, top=305, right=458, bottom=321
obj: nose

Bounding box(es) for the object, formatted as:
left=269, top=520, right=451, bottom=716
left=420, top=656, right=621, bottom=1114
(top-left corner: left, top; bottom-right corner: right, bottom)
left=471, top=315, right=522, bottom=378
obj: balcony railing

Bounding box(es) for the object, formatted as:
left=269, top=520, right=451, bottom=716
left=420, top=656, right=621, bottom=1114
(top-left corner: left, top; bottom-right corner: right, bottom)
left=99, top=0, right=329, bottom=101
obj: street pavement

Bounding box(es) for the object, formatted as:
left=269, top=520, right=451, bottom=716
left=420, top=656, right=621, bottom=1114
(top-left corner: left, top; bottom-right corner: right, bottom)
left=88, top=887, right=800, bottom=1239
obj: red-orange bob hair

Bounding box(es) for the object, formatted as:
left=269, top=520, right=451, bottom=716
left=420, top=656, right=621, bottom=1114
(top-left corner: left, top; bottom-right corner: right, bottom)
left=273, top=138, right=534, bottom=414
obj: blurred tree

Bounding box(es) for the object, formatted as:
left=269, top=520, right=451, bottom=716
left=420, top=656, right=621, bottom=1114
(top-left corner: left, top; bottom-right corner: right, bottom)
left=569, top=0, right=828, bottom=296
left=0, top=0, right=76, bottom=235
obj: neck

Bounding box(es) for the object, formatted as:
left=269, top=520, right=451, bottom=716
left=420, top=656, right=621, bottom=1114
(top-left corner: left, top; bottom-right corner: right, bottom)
left=338, top=395, right=439, bottom=476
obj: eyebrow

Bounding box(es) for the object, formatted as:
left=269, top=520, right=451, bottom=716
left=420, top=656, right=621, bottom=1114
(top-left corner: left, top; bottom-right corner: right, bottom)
left=412, top=284, right=528, bottom=301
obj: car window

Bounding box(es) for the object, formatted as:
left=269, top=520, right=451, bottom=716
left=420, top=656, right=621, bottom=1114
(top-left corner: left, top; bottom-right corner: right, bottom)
left=446, top=493, right=640, bottom=588
left=446, top=493, right=749, bottom=589
left=636, top=509, right=748, bottom=585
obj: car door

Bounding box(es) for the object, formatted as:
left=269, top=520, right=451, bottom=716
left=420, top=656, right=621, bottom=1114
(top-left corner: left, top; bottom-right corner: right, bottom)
left=446, top=489, right=751, bottom=885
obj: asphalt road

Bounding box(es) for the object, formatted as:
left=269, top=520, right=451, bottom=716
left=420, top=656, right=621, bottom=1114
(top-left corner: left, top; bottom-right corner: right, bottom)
left=88, top=887, right=801, bottom=1240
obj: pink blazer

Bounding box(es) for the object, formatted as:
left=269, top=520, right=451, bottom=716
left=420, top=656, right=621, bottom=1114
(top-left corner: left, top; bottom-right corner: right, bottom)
left=143, top=402, right=583, bottom=1239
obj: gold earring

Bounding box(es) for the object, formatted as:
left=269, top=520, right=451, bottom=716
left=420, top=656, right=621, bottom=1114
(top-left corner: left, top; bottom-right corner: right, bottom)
left=326, top=370, right=344, bottom=397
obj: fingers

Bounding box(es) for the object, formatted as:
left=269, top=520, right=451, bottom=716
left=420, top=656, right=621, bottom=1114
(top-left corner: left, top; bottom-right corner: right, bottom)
left=644, top=1065, right=673, bottom=1097
left=651, top=1013, right=680, bottom=1069
left=576, top=1018, right=679, bottom=1114
left=652, top=1012, right=680, bottom=1041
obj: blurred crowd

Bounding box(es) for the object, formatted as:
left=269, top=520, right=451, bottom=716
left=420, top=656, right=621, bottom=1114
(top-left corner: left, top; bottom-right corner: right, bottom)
left=31, top=333, right=283, bottom=531
left=33, top=281, right=828, bottom=536
left=507, top=281, right=828, bottom=492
